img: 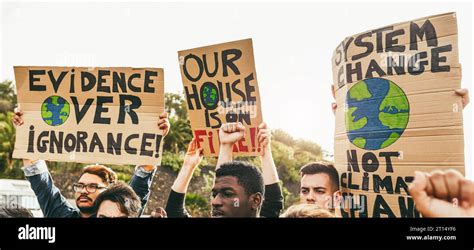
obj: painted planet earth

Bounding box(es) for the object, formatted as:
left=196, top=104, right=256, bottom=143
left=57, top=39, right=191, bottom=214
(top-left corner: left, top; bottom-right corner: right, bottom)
left=345, top=78, right=409, bottom=150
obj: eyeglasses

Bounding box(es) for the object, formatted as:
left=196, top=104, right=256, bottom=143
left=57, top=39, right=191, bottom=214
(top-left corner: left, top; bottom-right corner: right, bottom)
left=73, top=183, right=107, bottom=193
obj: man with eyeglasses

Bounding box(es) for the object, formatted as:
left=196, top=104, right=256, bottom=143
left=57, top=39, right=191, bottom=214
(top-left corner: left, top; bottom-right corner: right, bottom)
left=71, top=164, right=117, bottom=217
left=12, top=108, right=170, bottom=218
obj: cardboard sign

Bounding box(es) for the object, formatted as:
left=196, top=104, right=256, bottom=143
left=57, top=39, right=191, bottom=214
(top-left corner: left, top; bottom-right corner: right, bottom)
left=332, top=13, right=464, bottom=217
left=178, top=39, right=263, bottom=157
left=13, top=66, right=165, bottom=166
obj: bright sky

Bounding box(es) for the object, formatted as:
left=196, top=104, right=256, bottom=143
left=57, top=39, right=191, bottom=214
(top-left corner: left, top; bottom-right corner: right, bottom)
left=1, top=0, right=472, bottom=178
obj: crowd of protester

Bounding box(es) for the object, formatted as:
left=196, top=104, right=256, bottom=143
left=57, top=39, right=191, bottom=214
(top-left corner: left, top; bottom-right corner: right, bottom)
left=2, top=88, right=472, bottom=218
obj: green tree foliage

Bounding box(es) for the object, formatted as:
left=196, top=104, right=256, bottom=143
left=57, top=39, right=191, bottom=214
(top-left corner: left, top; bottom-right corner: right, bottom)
left=272, top=131, right=323, bottom=183
left=185, top=192, right=210, bottom=217
left=0, top=80, right=17, bottom=113
left=295, top=139, right=322, bottom=157
left=0, top=112, right=17, bottom=172
left=272, top=129, right=295, bottom=146
left=0, top=80, right=20, bottom=173
left=163, top=93, right=192, bottom=154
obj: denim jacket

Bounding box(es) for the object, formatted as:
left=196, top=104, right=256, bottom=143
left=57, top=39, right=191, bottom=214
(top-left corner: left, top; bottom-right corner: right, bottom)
left=22, top=160, right=155, bottom=218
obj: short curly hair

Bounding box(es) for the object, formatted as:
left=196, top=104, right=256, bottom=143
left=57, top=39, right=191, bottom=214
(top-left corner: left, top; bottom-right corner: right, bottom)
left=216, top=161, right=264, bottom=196
left=81, top=164, right=117, bottom=185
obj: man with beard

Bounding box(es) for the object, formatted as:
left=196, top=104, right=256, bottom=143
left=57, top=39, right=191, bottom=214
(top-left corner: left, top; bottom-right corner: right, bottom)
left=73, top=164, right=117, bottom=217
left=12, top=108, right=170, bottom=218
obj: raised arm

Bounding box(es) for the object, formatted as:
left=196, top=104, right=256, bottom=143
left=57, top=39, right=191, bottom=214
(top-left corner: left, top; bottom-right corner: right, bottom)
left=130, top=111, right=170, bottom=214
left=257, top=122, right=284, bottom=217
left=258, top=122, right=279, bottom=185
left=13, top=108, right=78, bottom=218
left=216, top=122, right=245, bottom=169
left=165, top=139, right=203, bottom=218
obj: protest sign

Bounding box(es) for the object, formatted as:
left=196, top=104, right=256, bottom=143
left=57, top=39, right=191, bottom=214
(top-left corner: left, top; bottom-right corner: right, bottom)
left=178, top=39, right=263, bottom=157
left=13, top=66, right=165, bottom=166
left=332, top=12, right=464, bottom=217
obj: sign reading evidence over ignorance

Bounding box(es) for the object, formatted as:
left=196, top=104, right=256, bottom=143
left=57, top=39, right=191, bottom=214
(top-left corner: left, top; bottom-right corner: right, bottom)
left=13, top=67, right=165, bottom=166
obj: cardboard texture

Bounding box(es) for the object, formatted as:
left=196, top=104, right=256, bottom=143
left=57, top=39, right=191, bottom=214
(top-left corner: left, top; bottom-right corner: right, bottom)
left=331, top=12, right=464, bottom=217
left=13, top=66, right=165, bottom=166
left=178, top=39, right=263, bottom=157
